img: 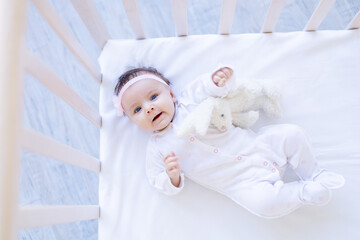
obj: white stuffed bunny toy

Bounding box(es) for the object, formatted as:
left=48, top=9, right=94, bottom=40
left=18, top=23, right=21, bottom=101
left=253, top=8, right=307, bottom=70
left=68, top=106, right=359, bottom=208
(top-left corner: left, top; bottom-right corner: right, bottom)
left=176, top=79, right=281, bottom=137
left=227, top=79, right=282, bottom=117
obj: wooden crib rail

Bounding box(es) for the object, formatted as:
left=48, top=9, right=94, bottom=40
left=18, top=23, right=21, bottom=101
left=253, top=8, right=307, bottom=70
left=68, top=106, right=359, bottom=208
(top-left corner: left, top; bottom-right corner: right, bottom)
left=262, top=0, right=287, bottom=33
left=347, top=8, right=360, bottom=30
left=70, top=0, right=110, bottom=49
left=219, top=0, right=237, bottom=35
left=122, top=0, right=146, bottom=39
left=30, top=0, right=101, bottom=84
left=17, top=205, right=100, bottom=229
left=24, top=49, right=102, bottom=128
left=1, top=0, right=103, bottom=237
left=304, top=0, right=336, bottom=31
left=0, top=0, right=27, bottom=239
left=122, top=0, right=360, bottom=37
left=172, top=0, right=188, bottom=36
left=22, top=128, right=101, bottom=173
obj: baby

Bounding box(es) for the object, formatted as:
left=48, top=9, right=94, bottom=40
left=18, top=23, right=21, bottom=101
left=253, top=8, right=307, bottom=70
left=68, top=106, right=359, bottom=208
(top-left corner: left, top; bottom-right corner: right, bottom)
left=113, top=66, right=345, bottom=218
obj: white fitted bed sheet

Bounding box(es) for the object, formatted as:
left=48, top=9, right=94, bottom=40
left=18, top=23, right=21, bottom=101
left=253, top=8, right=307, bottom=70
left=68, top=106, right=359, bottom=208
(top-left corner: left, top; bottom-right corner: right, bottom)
left=98, top=30, right=360, bottom=240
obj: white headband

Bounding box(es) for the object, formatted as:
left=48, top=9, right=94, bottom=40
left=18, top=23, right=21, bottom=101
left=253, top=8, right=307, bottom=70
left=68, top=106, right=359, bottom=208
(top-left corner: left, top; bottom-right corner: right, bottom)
left=113, top=74, right=169, bottom=117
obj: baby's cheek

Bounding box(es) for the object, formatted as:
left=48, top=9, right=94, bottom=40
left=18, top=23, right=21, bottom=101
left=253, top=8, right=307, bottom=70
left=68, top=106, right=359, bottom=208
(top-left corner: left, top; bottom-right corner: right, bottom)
left=131, top=115, right=147, bottom=129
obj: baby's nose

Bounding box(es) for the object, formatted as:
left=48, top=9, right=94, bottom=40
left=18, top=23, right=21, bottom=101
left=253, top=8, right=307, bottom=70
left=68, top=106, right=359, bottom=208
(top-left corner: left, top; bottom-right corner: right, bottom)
left=146, top=107, right=155, bottom=115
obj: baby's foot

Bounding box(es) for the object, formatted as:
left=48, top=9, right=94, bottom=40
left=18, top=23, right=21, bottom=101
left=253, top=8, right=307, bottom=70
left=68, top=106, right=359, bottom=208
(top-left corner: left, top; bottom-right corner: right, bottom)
left=212, top=67, right=233, bottom=87
left=313, top=169, right=345, bottom=189
left=301, top=181, right=331, bottom=206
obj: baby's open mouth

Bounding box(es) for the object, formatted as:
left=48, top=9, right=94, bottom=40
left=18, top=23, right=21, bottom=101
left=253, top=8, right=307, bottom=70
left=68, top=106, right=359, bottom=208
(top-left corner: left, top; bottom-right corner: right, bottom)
left=153, top=112, right=162, bottom=122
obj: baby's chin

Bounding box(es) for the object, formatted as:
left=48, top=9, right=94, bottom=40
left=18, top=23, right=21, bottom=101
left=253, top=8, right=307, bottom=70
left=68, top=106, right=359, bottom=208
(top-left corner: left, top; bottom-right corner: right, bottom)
left=152, top=115, right=173, bottom=132
left=153, top=120, right=172, bottom=132
left=137, top=119, right=170, bottom=132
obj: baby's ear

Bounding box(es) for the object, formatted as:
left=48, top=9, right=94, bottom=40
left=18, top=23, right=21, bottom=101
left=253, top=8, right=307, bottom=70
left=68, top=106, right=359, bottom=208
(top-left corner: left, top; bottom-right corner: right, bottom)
left=170, top=90, right=177, bottom=103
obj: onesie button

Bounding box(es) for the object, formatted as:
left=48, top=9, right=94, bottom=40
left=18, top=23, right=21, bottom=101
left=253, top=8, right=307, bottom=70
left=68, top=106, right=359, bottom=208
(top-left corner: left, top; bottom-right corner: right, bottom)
left=213, top=148, right=218, bottom=154
left=263, top=161, right=268, bottom=166
left=237, top=156, right=242, bottom=160
left=189, top=137, right=195, bottom=142
left=273, top=162, right=278, bottom=167
left=272, top=168, right=276, bottom=173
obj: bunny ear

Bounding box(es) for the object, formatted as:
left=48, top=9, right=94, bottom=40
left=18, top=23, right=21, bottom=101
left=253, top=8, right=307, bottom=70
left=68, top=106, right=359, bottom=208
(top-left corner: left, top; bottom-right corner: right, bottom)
left=194, top=97, right=216, bottom=135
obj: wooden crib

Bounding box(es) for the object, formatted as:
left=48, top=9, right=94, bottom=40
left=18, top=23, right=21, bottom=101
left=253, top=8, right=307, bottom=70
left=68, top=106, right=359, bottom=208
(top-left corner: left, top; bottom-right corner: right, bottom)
left=1, top=0, right=359, bottom=239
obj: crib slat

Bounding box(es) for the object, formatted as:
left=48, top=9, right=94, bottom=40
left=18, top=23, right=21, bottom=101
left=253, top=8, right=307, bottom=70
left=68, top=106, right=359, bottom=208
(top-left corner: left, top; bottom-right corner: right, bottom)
left=172, top=0, right=188, bottom=36
left=22, top=128, right=101, bottom=173
left=70, top=0, right=110, bottom=49
left=17, top=205, right=100, bottom=229
left=122, top=0, right=146, bottom=39
left=261, top=0, right=286, bottom=33
left=304, top=0, right=336, bottom=31
left=347, top=9, right=360, bottom=30
left=218, top=0, right=237, bottom=35
left=31, top=0, right=101, bottom=83
left=24, top=49, right=102, bottom=128
left=0, top=0, right=27, bottom=239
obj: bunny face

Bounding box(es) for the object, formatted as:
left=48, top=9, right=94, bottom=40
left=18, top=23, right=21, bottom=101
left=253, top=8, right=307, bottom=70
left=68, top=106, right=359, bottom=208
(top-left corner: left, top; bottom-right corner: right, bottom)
left=210, top=99, right=232, bottom=132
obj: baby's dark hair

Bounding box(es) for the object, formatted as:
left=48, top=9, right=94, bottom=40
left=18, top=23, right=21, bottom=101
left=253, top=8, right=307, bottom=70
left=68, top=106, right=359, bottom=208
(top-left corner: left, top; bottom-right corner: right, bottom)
left=114, top=67, right=170, bottom=95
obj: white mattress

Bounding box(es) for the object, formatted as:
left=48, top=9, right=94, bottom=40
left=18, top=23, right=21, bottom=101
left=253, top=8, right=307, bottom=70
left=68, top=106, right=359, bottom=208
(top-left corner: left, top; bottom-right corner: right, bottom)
left=98, top=30, right=360, bottom=240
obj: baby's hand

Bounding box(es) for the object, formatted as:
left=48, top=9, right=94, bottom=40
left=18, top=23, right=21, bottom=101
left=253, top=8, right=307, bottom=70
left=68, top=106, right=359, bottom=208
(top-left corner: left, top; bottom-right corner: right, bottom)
left=163, top=152, right=181, bottom=187
left=212, top=67, right=233, bottom=87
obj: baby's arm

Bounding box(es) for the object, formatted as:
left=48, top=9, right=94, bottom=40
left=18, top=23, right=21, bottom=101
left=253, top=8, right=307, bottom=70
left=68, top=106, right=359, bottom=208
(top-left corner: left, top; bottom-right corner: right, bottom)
left=179, top=66, right=235, bottom=105
left=146, top=139, right=184, bottom=195
left=163, top=152, right=181, bottom=187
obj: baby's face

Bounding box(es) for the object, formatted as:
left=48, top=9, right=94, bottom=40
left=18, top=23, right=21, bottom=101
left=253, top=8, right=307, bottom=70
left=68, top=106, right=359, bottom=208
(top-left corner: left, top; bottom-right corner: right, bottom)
left=122, top=78, right=176, bottom=131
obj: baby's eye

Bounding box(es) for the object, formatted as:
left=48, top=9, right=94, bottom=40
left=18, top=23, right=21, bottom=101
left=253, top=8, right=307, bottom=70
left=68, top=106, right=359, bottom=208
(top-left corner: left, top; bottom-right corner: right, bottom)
left=134, top=107, right=141, bottom=113
left=151, top=94, right=158, bottom=100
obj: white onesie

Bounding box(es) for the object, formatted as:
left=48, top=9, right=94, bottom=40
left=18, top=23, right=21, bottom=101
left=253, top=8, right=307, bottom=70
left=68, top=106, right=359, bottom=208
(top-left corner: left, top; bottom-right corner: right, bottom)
left=146, top=72, right=344, bottom=218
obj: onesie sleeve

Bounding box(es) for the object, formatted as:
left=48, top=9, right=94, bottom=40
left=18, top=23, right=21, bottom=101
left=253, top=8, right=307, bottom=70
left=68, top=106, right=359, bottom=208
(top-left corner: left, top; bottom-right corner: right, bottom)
left=145, top=137, right=184, bottom=195
left=179, top=66, right=236, bottom=106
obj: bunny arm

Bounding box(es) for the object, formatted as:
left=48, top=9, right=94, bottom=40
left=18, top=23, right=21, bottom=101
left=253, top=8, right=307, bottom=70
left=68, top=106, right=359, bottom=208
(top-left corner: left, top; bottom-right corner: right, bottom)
left=226, top=78, right=282, bottom=118
left=232, top=111, right=259, bottom=129
left=259, top=80, right=282, bottom=101
left=226, top=88, right=257, bottom=113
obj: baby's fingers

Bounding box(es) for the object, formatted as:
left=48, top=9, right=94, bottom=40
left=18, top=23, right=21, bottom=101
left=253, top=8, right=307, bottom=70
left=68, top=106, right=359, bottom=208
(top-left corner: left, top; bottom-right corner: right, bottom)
left=213, top=75, right=223, bottom=85
left=222, top=67, right=233, bottom=78
left=165, top=161, right=180, bottom=172
left=212, top=67, right=233, bottom=87
left=163, top=152, right=175, bottom=159
left=163, top=154, right=178, bottom=164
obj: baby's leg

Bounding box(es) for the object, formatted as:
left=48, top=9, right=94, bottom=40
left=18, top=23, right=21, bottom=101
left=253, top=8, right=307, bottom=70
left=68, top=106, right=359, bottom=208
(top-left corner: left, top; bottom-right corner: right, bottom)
left=279, top=124, right=344, bottom=189
left=281, top=124, right=319, bottom=180
left=235, top=180, right=330, bottom=218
